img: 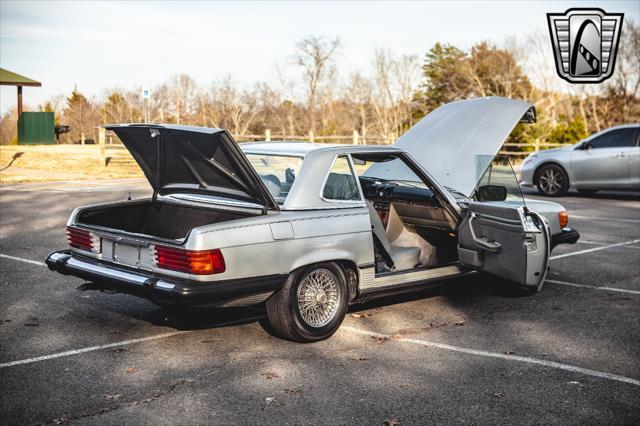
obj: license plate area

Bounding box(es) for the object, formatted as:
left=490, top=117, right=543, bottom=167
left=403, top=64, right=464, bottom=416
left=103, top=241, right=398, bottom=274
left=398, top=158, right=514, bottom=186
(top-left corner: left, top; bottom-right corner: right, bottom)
left=112, top=242, right=142, bottom=268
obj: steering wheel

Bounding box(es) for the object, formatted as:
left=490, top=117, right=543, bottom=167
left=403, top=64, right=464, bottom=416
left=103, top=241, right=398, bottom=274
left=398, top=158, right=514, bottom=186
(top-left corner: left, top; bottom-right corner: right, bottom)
left=261, top=174, right=282, bottom=197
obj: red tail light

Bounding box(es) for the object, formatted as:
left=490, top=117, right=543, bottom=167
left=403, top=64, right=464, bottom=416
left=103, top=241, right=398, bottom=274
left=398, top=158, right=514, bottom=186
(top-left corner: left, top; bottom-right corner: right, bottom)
left=66, top=226, right=101, bottom=253
left=152, top=245, right=225, bottom=275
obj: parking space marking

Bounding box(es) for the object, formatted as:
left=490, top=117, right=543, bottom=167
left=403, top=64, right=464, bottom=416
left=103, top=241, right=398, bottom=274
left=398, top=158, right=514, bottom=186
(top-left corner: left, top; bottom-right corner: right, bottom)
left=0, top=331, right=190, bottom=368
left=547, top=279, right=640, bottom=295
left=342, top=326, right=640, bottom=386
left=576, top=240, right=640, bottom=248
left=0, top=315, right=264, bottom=369
left=570, top=215, right=640, bottom=224
left=0, top=254, right=46, bottom=267
left=550, top=239, right=640, bottom=260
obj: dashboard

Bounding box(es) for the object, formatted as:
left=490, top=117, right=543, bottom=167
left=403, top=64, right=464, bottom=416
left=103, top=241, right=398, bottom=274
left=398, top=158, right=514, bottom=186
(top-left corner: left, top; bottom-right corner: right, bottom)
left=359, top=177, right=437, bottom=205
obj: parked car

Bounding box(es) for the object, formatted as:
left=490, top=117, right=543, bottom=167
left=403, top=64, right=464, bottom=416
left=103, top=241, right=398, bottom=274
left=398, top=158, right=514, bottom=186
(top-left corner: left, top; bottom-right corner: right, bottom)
left=519, top=124, right=640, bottom=196
left=46, top=97, right=578, bottom=342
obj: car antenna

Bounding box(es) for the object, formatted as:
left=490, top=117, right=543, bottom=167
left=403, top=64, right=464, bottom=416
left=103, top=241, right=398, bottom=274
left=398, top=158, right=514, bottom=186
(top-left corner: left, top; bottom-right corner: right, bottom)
left=127, top=192, right=132, bottom=201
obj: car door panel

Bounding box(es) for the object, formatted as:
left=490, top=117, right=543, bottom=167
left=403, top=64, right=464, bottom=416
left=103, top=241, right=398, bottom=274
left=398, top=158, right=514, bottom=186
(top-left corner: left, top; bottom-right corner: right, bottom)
left=571, top=148, right=627, bottom=187
left=572, top=127, right=640, bottom=189
left=628, top=144, right=640, bottom=188
left=458, top=202, right=549, bottom=289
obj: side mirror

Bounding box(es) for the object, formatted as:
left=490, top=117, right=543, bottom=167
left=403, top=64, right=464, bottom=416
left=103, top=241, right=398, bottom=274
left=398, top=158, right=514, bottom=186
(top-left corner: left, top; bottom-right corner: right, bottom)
left=577, top=141, right=593, bottom=150
left=477, top=184, right=508, bottom=202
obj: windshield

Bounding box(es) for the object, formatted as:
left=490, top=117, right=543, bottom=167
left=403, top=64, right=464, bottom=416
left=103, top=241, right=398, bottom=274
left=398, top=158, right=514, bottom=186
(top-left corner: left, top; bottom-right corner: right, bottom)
left=245, top=154, right=303, bottom=205
left=357, top=157, right=427, bottom=188
left=475, top=155, right=526, bottom=207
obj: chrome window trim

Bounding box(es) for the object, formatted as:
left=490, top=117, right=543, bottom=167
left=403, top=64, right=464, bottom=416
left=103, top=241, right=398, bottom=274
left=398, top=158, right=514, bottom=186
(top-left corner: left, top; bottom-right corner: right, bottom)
left=348, top=153, right=366, bottom=202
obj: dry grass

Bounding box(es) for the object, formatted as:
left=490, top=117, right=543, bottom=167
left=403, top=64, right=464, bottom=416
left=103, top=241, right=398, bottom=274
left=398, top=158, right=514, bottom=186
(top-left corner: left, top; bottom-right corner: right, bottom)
left=0, top=145, right=143, bottom=183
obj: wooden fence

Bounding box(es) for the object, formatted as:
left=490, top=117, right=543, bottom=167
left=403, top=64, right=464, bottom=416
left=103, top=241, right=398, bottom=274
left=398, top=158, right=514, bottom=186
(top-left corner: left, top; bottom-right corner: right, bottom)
left=97, top=128, right=568, bottom=167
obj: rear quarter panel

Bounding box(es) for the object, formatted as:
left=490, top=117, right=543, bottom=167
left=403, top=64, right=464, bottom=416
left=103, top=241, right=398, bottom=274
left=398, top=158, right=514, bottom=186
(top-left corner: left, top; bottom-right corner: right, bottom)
left=189, top=208, right=374, bottom=281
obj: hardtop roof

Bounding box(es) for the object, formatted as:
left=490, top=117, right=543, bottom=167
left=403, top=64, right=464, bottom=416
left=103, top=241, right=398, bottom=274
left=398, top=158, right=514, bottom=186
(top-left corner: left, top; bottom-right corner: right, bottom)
left=240, top=141, right=402, bottom=157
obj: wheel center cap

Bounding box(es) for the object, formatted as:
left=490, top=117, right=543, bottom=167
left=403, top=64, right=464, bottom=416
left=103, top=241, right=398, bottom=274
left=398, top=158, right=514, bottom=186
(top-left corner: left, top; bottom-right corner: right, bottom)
left=316, top=292, right=327, bottom=304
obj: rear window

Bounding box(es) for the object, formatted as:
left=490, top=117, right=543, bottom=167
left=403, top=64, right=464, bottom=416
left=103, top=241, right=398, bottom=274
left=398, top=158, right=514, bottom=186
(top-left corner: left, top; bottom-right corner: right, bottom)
left=245, top=154, right=303, bottom=204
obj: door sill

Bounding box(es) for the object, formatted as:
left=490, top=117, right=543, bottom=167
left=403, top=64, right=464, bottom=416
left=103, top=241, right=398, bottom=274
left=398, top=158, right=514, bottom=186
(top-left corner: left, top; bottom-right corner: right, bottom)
left=360, top=263, right=465, bottom=293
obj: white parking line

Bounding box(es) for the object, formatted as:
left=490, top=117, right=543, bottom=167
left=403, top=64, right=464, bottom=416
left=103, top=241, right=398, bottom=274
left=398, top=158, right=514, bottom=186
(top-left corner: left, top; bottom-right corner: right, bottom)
left=342, top=326, right=640, bottom=386
left=570, top=215, right=640, bottom=224
left=0, top=332, right=189, bottom=368
left=0, top=254, right=46, bottom=267
left=547, top=279, right=640, bottom=295
left=0, top=315, right=265, bottom=369
left=550, top=239, right=640, bottom=260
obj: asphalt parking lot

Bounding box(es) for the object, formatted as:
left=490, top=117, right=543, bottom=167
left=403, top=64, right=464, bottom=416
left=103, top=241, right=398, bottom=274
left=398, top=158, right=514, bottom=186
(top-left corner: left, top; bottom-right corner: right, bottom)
left=1, top=178, right=638, bottom=425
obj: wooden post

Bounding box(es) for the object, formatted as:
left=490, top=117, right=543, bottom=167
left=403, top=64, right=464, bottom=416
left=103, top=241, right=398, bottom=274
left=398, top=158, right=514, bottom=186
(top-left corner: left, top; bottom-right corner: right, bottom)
left=308, top=130, right=314, bottom=142
left=265, top=128, right=271, bottom=141
left=80, top=132, right=85, bottom=145
left=353, top=129, right=359, bottom=145
left=98, top=127, right=106, bottom=166
left=535, top=138, right=540, bottom=152
left=17, top=86, right=23, bottom=117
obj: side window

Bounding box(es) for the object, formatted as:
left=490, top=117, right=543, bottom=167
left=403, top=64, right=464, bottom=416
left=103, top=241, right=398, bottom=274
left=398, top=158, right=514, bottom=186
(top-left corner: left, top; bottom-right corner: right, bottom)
left=589, top=128, right=638, bottom=149
left=322, top=155, right=361, bottom=201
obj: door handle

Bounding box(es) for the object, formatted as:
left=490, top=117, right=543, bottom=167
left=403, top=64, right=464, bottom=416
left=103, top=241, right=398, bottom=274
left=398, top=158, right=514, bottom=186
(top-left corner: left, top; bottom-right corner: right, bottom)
left=616, top=152, right=627, bottom=158
left=468, top=213, right=502, bottom=253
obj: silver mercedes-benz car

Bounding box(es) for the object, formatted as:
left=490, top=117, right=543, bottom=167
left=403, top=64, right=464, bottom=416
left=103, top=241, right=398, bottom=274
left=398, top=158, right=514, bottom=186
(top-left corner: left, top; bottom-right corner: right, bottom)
left=519, top=124, right=640, bottom=196
left=46, top=97, right=578, bottom=342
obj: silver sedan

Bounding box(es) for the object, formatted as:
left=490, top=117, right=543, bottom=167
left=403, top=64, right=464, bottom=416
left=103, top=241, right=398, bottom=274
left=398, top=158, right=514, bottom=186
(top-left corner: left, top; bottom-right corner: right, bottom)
left=519, top=124, right=640, bottom=196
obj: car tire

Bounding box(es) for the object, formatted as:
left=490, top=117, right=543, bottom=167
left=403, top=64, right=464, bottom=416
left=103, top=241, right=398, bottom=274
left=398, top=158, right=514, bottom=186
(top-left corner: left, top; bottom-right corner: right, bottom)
left=265, top=262, right=348, bottom=342
left=577, top=189, right=598, bottom=196
left=536, top=164, right=569, bottom=196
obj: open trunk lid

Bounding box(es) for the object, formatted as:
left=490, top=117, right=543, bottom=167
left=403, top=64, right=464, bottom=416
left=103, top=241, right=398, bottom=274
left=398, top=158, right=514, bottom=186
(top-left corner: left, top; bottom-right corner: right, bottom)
left=367, top=97, right=536, bottom=197
left=105, top=124, right=279, bottom=211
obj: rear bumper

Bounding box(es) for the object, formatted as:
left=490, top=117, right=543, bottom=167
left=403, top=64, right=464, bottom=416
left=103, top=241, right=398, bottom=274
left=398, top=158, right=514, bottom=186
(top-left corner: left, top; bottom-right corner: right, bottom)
left=550, top=227, right=580, bottom=250
left=46, top=250, right=286, bottom=307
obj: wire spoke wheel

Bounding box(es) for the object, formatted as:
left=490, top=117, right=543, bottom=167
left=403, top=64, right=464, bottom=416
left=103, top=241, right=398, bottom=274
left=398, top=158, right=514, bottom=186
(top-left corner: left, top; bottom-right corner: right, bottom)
left=296, top=268, right=340, bottom=328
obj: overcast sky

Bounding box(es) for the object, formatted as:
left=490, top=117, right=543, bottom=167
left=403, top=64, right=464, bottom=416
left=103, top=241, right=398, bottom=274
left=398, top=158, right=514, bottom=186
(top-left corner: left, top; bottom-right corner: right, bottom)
left=1, top=0, right=638, bottom=113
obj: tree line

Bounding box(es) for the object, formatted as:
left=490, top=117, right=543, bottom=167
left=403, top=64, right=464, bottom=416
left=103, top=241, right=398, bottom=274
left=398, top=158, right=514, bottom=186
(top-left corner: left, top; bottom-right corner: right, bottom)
left=1, top=22, right=638, bottom=150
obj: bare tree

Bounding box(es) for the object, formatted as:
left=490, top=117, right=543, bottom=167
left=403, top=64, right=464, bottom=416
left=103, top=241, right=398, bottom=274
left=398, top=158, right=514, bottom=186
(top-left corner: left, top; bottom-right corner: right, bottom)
left=211, top=76, right=262, bottom=136
left=294, top=36, right=341, bottom=133
left=345, top=72, right=373, bottom=141
left=370, top=49, right=421, bottom=142
left=167, top=74, right=198, bottom=124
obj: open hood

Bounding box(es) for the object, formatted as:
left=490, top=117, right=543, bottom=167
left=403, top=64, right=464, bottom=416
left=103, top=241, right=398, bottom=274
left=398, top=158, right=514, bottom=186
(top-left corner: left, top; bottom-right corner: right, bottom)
left=366, top=97, right=535, bottom=197
left=106, top=124, right=279, bottom=210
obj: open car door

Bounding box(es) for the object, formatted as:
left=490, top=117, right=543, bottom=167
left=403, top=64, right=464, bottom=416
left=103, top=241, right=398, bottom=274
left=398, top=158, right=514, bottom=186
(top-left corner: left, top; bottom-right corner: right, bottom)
left=457, top=157, right=550, bottom=291
left=457, top=203, right=550, bottom=291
